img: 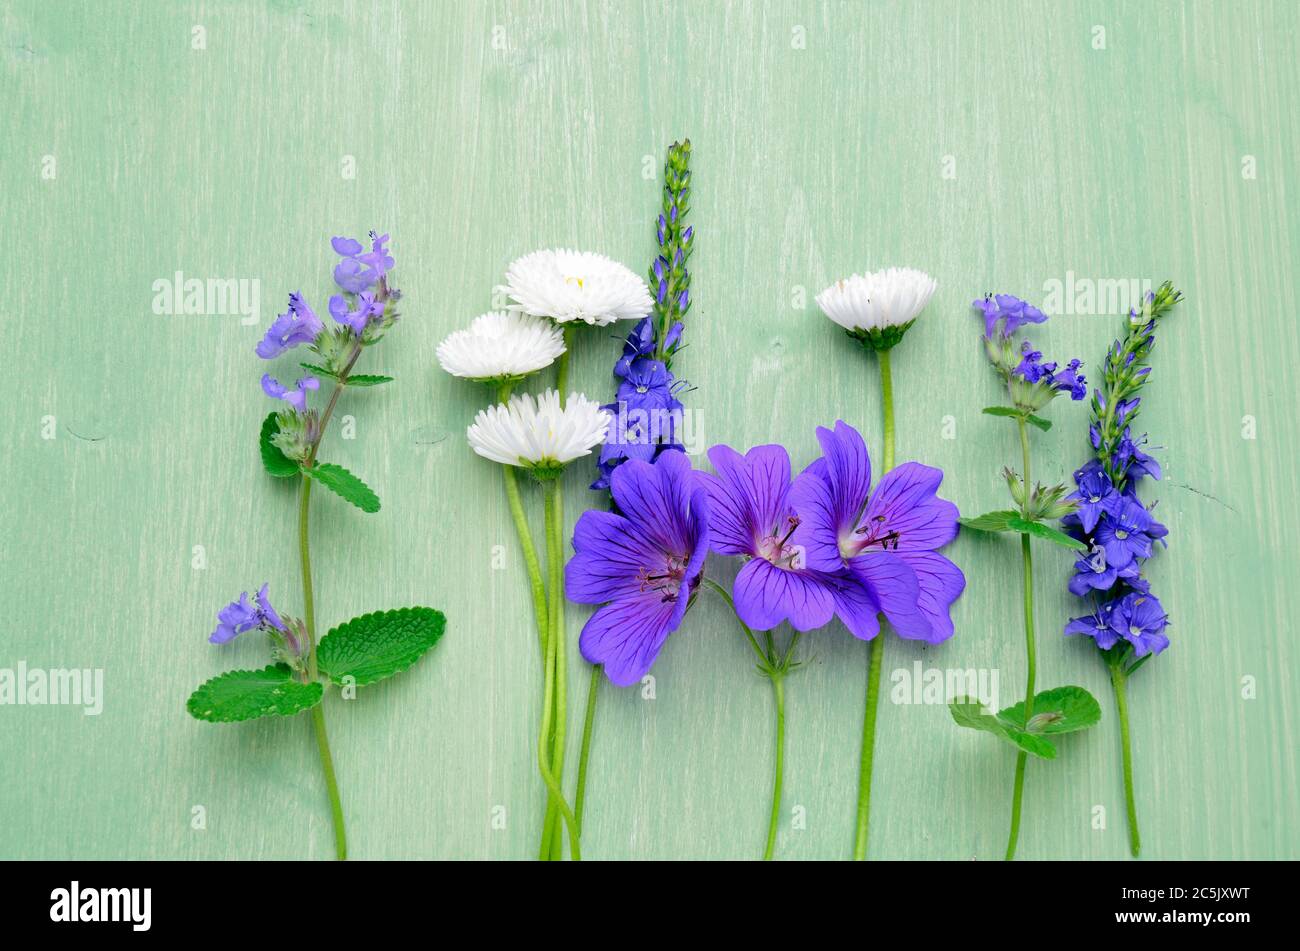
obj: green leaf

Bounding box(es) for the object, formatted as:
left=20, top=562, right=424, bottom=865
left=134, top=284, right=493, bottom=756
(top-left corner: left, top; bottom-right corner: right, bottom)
left=1007, top=516, right=1088, bottom=551
left=300, top=363, right=341, bottom=381
left=308, top=462, right=380, bottom=513
left=1025, top=414, right=1052, bottom=432
left=345, top=374, right=393, bottom=387
left=317, top=607, right=446, bottom=686
left=980, top=406, right=1051, bottom=431
left=999, top=686, right=1101, bottom=735
left=959, top=510, right=1019, bottom=533
left=949, top=698, right=1057, bottom=759
left=260, top=414, right=301, bottom=479
left=186, top=665, right=322, bottom=722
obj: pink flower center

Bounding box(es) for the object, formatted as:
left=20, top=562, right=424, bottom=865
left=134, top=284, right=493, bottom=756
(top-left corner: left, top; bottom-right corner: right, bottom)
left=638, top=556, right=688, bottom=603
left=842, top=513, right=901, bottom=558
left=757, top=516, right=804, bottom=570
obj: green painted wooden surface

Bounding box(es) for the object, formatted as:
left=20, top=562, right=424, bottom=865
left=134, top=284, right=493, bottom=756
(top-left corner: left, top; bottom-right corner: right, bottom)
left=2, top=0, right=1296, bottom=860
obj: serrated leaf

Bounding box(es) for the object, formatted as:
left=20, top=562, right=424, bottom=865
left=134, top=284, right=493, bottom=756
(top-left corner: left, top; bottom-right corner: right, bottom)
left=1025, top=414, right=1052, bottom=432
left=959, top=510, right=1019, bottom=533
left=317, top=607, right=446, bottom=686
left=300, top=363, right=341, bottom=381
left=980, top=406, right=1051, bottom=431
left=345, top=374, right=393, bottom=387
left=260, top=414, right=301, bottom=478
left=1007, top=516, right=1088, bottom=550
left=950, top=697, right=1057, bottom=759
left=186, top=665, right=322, bottom=722
left=998, top=686, right=1101, bottom=735
left=308, top=462, right=380, bottom=513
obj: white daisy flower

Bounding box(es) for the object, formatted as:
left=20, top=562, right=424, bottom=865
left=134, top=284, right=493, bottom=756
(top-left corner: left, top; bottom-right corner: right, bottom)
left=501, top=248, right=653, bottom=327
left=467, top=389, right=611, bottom=472
left=815, top=268, right=938, bottom=345
left=436, top=311, right=566, bottom=382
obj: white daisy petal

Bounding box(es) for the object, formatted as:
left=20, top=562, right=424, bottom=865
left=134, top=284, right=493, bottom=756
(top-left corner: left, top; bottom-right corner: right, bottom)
left=501, top=248, right=653, bottom=327
left=815, top=267, right=938, bottom=333
left=467, top=389, right=611, bottom=470
left=436, top=311, right=565, bottom=381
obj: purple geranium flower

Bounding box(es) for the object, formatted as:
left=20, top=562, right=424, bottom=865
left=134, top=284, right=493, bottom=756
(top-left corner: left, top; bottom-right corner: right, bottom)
left=566, top=450, right=711, bottom=686
left=1069, top=459, right=1121, bottom=533
left=210, top=583, right=288, bottom=644
left=1107, top=591, right=1170, bottom=657
left=262, top=373, right=320, bottom=413
left=700, top=444, right=837, bottom=632
left=787, top=420, right=965, bottom=642
left=256, top=292, right=323, bottom=359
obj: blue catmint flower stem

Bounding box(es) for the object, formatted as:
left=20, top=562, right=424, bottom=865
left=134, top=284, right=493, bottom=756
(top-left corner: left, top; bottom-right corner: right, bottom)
left=296, top=341, right=364, bottom=862
left=1005, top=417, right=1038, bottom=861
left=1108, top=657, right=1141, bottom=856
left=852, top=348, right=894, bottom=861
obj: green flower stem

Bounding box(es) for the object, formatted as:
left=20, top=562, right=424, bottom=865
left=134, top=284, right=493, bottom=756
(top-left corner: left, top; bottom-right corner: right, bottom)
left=495, top=383, right=562, bottom=856
left=544, top=477, right=571, bottom=860
left=1005, top=416, right=1037, bottom=861
left=533, top=478, right=581, bottom=861
left=538, top=337, right=575, bottom=857
left=852, top=346, right=894, bottom=861
left=764, top=673, right=787, bottom=861
left=1110, top=661, right=1141, bottom=857
left=293, top=343, right=365, bottom=863
left=556, top=327, right=575, bottom=399
left=574, top=663, right=600, bottom=831
left=701, top=576, right=794, bottom=860
left=496, top=383, right=550, bottom=662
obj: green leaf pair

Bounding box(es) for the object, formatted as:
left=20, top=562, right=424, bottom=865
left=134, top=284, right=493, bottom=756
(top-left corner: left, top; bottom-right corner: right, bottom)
left=187, top=608, right=446, bottom=723
left=300, top=363, right=394, bottom=387
left=949, top=686, right=1101, bottom=759
left=259, top=414, right=381, bottom=513
left=959, top=509, right=1087, bottom=551
left=982, top=405, right=1052, bottom=432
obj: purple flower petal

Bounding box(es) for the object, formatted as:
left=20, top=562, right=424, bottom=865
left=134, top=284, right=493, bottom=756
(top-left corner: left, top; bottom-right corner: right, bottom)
left=850, top=552, right=932, bottom=641
left=861, top=462, right=959, bottom=551
left=891, top=551, right=965, bottom=642
left=578, top=593, right=680, bottom=687
left=732, top=558, right=835, bottom=632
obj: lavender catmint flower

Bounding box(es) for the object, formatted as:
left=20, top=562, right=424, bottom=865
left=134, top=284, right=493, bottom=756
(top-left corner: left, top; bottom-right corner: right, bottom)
left=261, top=373, right=320, bottom=413
left=973, top=294, right=1086, bottom=412
left=209, top=583, right=289, bottom=644
left=256, top=292, right=324, bottom=359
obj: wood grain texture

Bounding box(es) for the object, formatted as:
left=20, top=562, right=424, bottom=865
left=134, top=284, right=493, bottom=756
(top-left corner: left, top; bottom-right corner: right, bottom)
left=1, top=0, right=1295, bottom=860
